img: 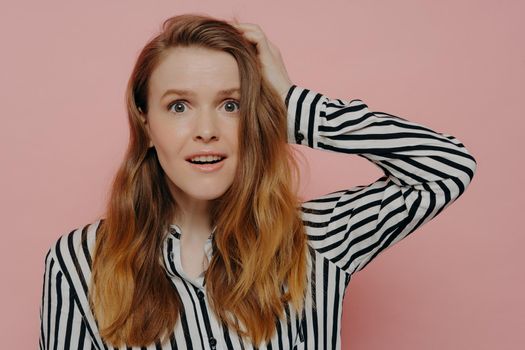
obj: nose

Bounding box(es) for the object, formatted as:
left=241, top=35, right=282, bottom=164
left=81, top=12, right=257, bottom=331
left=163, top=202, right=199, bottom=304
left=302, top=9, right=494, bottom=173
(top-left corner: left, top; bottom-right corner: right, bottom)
left=193, top=109, right=219, bottom=143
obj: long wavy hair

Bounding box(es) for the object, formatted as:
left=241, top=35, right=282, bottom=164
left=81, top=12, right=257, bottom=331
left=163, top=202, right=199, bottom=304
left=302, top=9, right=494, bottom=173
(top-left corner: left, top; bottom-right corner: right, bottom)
left=89, top=13, right=309, bottom=348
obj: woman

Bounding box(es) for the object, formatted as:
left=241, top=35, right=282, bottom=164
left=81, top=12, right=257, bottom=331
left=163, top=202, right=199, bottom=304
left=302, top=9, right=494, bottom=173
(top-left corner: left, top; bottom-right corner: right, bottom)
left=39, top=14, right=477, bottom=350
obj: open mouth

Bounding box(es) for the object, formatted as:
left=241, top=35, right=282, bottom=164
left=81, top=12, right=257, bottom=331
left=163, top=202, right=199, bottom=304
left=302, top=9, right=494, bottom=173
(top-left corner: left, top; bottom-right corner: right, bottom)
left=187, top=157, right=225, bottom=165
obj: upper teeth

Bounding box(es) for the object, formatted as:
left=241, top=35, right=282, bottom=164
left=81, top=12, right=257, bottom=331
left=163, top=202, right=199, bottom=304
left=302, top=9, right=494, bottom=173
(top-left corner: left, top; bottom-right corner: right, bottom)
left=190, top=155, right=224, bottom=162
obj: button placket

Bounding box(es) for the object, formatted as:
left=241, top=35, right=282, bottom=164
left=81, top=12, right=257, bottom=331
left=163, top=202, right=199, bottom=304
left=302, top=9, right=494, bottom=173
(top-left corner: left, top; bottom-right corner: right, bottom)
left=209, top=336, right=217, bottom=349
left=164, top=225, right=224, bottom=349
left=195, top=288, right=221, bottom=349
left=295, top=131, right=305, bottom=143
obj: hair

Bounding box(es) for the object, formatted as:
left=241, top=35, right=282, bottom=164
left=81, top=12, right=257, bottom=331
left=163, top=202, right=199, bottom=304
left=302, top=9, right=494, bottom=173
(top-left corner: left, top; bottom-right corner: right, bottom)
left=89, top=13, right=310, bottom=348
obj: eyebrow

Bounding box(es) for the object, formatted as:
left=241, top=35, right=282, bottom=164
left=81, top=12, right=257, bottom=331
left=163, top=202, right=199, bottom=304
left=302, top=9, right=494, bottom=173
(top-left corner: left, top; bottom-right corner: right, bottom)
left=161, top=88, right=241, bottom=100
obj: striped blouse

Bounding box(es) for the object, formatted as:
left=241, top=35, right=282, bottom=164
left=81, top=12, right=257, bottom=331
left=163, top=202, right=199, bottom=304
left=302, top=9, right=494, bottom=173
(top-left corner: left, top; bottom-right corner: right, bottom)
left=39, top=84, right=477, bottom=350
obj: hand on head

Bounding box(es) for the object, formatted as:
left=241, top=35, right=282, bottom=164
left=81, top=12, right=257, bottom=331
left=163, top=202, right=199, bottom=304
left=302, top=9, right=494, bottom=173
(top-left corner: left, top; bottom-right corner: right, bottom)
left=231, top=22, right=293, bottom=102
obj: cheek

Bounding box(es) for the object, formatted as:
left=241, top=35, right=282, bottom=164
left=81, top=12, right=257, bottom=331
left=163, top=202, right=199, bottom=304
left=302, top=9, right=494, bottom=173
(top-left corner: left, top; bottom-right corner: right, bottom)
left=149, top=119, right=188, bottom=146
left=150, top=130, right=187, bottom=164
left=227, top=122, right=240, bottom=149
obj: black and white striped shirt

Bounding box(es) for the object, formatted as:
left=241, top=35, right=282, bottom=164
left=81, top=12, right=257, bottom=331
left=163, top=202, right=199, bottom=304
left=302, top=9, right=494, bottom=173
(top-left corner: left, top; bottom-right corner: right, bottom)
left=39, top=84, right=477, bottom=350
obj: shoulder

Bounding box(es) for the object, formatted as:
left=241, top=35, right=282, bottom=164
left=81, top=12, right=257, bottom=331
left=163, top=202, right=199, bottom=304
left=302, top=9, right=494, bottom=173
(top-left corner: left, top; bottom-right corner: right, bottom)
left=44, top=219, right=103, bottom=294
left=47, top=219, right=102, bottom=265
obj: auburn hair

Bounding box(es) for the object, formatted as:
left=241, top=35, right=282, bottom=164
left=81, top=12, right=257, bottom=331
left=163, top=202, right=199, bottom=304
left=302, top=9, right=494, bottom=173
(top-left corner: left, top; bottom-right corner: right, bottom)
left=89, top=13, right=310, bottom=348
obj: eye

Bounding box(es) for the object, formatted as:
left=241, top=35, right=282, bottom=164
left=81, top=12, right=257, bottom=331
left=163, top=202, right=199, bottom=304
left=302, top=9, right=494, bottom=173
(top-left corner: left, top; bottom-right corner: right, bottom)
left=167, top=100, right=187, bottom=113
left=166, top=99, right=240, bottom=114
left=223, top=99, right=240, bottom=113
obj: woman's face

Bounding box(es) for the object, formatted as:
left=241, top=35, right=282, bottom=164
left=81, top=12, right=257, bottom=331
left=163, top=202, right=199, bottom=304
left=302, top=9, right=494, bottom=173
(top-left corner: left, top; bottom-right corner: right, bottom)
left=142, top=46, right=241, bottom=205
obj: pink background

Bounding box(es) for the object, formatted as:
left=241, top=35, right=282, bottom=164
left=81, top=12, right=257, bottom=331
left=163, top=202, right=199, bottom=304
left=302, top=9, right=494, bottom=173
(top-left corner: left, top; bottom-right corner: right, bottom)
left=1, top=0, right=522, bottom=348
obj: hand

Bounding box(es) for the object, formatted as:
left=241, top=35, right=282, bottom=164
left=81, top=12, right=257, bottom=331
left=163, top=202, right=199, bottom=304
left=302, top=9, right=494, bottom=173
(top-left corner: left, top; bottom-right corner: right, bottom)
left=231, top=22, right=293, bottom=103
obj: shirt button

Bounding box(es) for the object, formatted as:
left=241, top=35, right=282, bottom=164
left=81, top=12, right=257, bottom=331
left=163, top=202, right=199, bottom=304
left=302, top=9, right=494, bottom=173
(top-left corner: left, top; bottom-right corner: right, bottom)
left=197, top=290, right=205, bottom=299
left=296, top=132, right=305, bottom=142
left=209, top=337, right=217, bottom=348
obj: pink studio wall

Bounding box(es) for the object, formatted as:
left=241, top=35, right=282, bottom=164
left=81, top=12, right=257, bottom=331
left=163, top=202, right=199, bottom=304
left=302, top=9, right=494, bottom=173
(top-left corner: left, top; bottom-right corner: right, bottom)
left=0, top=0, right=522, bottom=349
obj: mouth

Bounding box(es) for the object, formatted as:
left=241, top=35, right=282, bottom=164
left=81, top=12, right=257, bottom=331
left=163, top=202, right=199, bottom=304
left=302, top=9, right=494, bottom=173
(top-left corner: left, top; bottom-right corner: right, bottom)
left=186, top=156, right=227, bottom=172
left=186, top=156, right=227, bottom=165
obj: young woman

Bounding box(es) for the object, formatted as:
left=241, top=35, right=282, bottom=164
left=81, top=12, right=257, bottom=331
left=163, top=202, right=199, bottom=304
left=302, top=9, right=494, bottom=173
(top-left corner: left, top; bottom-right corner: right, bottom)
left=39, top=14, right=477, bottom=350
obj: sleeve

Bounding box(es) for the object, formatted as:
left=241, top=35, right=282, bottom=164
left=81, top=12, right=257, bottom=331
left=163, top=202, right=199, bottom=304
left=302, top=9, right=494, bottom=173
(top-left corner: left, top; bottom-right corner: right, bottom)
left=285, top=84, right=477, bottom=275
left=39, top=248, right=94, bottom=350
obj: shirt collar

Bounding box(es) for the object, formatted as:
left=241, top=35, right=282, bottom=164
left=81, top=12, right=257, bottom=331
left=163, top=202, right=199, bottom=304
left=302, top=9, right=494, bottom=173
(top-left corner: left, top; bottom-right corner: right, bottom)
left=162, top=224, right=216, bottom=282
left=168, top=223, right=217, bottom=240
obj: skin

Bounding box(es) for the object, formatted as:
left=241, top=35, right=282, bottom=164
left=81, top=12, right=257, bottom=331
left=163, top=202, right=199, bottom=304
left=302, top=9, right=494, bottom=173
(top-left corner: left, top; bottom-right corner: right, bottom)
left=140, top=23, right=293, bottom=278
left=230, top=22, right=293, bottom=101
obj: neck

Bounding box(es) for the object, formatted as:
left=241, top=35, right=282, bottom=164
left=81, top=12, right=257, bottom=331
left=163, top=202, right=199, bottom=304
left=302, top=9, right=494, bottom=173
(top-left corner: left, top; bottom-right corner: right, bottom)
left=170, top=189, right=213, bottom=241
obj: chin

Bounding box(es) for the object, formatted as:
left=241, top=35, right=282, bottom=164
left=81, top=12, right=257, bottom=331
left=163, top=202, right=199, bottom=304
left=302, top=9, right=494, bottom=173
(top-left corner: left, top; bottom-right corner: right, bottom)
left=187, top=186, right=231, bottom=201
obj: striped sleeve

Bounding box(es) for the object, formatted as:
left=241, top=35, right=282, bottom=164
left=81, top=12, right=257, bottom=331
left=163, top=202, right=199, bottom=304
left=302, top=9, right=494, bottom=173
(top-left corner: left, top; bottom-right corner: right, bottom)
left=285, top=85, right=477, bottom=275
left=39, top=247, right=93, bottom=349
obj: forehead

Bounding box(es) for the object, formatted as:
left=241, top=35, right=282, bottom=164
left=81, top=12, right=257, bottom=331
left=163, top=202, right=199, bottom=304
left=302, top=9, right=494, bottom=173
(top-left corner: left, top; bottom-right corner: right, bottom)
left=149, top=46, right=240, bottom=98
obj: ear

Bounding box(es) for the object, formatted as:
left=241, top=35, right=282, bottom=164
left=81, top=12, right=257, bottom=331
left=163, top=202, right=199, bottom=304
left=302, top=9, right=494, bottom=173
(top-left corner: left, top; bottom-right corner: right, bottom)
left=138, top=107, right=154, bottom=148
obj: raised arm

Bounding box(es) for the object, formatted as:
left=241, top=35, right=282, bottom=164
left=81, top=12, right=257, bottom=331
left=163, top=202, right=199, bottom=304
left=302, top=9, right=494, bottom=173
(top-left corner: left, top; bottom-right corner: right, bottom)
left=285, top=84, right=477, bottom=275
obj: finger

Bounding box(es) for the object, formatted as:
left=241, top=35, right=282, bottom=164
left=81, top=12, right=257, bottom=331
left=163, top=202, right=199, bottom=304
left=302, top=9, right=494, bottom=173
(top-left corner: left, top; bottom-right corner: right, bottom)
left=267, top=40, right=281, bottom=57
left=231, top=22, right=273, bottom=54
left=231, top=23, right=265, bottom=37
left=236, top=30, right=268, bottom=49
left=233, top=24, right=267, bottom=42
left=232, top=22, right=260, bottom=29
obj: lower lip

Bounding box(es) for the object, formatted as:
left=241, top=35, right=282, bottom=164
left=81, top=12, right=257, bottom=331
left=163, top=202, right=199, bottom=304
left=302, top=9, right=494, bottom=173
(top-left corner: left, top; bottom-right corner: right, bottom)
left=187, top=158, right=226, bottom=172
